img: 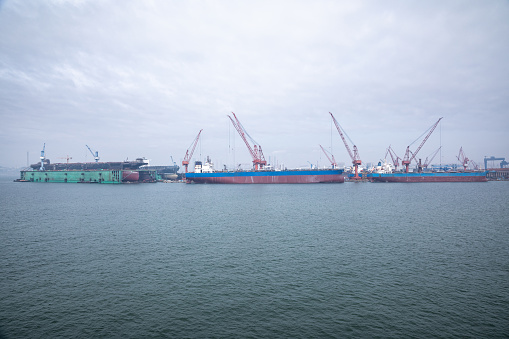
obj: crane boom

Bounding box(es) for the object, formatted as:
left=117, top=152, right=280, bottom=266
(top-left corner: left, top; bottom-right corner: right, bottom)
left=385, top=145, right=401, bottom=171
left=86, top=145, right=100, bottom=162
left=470, top=160, right=480, bottom=170
left=423, top=146, right=441, bottom=168
left=182, top=129, right=203, bottom=173
left=329, top=112, right=357, bottom=161
left=456, top=147, right=469, bottom=170
left=329, top=112, right=361, bottom=179
left=319, top=145, right=337, bottom=168
left=228, top=112, right=266, bottom=170
left=402, top=117, right=442, bottom=172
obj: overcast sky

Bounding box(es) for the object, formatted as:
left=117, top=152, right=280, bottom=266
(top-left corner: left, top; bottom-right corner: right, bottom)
left=1, top=0, right=508, bottom=170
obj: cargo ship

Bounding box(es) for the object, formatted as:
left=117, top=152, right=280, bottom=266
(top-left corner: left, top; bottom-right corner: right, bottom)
left=185, top=159, right=344, bottom=184
left=370, top=171, right=488, bottom=182
left=186, top=169, right=345, bottom=184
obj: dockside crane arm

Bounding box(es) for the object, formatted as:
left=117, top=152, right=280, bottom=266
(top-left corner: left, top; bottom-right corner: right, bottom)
left=470, top=160, right=480, bottom=170
left=385, top=145, right=401, bottom=170
left=182, top=129, right=203, bottom=173
left=329, top=112, right=361, bottom=179
left=228, top=112, right=266, bottom=170
left=86, top=145, right=100, bottom=162
left=402, top=117, right=442, bottom=173
left=329, top=112, right=358, bottom=162
left=456, top=147, right=470, bottom=170
left=423, top=146, right=442, bottom=168
left=319, top=145, right=337, bottom=168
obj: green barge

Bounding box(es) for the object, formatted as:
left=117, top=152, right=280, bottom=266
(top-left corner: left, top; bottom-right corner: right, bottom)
left=16, top=169, right=159, bottom=184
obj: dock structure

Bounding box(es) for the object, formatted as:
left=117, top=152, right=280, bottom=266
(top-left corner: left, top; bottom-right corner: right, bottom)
left=17, top=169, right=159, bottom=183
left=487, top=168, right=509, bottom=180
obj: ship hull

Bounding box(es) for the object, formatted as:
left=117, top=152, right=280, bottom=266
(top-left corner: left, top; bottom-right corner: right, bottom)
left=121, top=170, right=140, bottom=182
left=186, top=169, right=344, bottom=184
left=370, top=172, right=488, bottom=182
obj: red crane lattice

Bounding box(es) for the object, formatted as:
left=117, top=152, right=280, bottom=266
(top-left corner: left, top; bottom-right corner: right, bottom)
left=402, top=117, right=442, bottom=173
left=228, top=112, right=266, bottom=170
left=319, top=144, right=337, bottom=169
left=385, top=145, right=401, bottom=171
left=182, top=129, right=203, bottom=173
left=329, top=112, right=361, bottom=179
left=456, top=147, right=470, bottom=171
left=423, top=147, right=442, bottom=169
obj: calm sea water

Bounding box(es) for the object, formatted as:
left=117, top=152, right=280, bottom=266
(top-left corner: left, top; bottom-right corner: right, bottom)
left=1, top=177, right=508, bottom=338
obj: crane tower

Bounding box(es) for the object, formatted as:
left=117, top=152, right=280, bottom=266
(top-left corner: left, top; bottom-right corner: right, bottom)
left=182, top=129, right=203, bottom=173
left=402, top=117, right=442, bottom=173
left=40, top=143, right=46, bottom=171
left=228, top=112, right=266, bottom=170
left=319, top=145, right=337, bottom=169
left=329, top=112, right=362, bottom=180
left=86, top=145, right=100, bottom=162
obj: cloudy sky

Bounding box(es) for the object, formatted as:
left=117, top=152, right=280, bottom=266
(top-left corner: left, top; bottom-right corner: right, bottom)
left=1, top=0, right=508, bottom=170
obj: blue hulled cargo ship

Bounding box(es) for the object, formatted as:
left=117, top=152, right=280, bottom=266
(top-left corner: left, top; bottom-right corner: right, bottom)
left=370, top=171, right=488, bottom=182
left=186, top=160, right=344, bottom=184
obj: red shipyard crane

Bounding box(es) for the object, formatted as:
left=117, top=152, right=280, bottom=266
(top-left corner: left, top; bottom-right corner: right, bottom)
left=182, top=129, right=203, bottom=173
left=385, top=145, right=401, bottom=171
left=329, top=112, right=362, bottom=180
left=319, top=144, right=337, bottom=169
left=423, top=147, right=442, bottom=169
left=402, top=117, right=442, bottom=173
left=456, top=147, right=469, bottom=170
left=228, top=112, right=266, bottom=170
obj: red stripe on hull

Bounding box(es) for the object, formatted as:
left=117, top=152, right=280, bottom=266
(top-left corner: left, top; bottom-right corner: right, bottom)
left=188, top=174, right=344, bottom=184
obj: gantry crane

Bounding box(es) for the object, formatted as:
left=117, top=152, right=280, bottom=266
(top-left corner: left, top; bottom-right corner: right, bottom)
left=456, top=147, right=469, bottom=171
left=319, top=144, right=337, bottom=169
left=329, top=112, right=361, bottom=179
left=385, top=145, right=401, bottom=171
left=86, top=145, right=100, bottom=162
left=182, top=129, right=203, bottom=173
left=402, top=117, right=442, bottom=173
left=228, top=112, right=266, bottom=170
left=484, top=156, right=506, bottom=170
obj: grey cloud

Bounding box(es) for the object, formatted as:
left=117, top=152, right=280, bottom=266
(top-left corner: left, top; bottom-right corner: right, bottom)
left=1, top=0, right=508, bottom=169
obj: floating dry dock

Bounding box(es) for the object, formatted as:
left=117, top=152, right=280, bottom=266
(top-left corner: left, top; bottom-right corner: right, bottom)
left=15, top=157, right=178, bottom=183
left=16, top=169, right=156, bottom=183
